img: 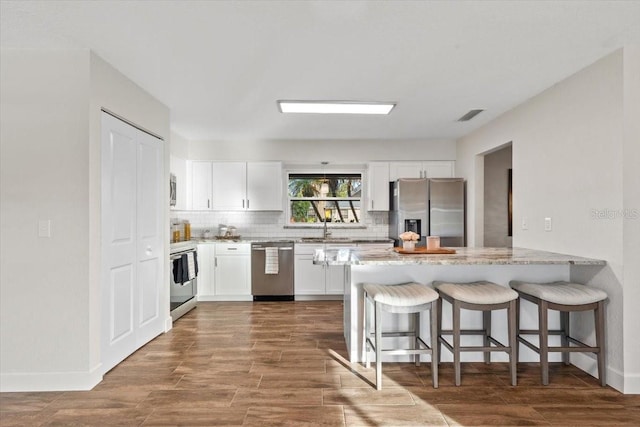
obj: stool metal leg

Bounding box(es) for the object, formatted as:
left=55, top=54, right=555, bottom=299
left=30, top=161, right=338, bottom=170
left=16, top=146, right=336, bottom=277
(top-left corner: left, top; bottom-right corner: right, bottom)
left=539, top=299, right=549, bottom=385
left=430, top=301, right=439, bottom=388
left=436, top=297, right=443, bottom=364
left=483, top=310, right=491, bottom=364
left=453, top=299, right=461, bottom=386
left=364, top=293, right=371, bottom=369
left=374, top=300, right=382, bottom=390
left=414, top=312, right=421, bottom=366
left=508, top=299, right=517, bottom=386
left=595, top=300, right=606, bottom=387
left=515, top=296, right=521, bottom=363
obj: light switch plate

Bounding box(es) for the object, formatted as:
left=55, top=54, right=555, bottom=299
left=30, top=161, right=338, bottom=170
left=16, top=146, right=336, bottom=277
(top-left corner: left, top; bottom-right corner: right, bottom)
left=521, top=217, right=528, bottom=230
left=544, top=217, right=552, bottom=232
left=38, top=219, right=51, bottom=238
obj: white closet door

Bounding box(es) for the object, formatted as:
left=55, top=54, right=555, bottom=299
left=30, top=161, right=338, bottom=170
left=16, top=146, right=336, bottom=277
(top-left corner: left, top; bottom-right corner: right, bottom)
left=135, top=131, right=164, bottom=346
left=101, top=112, right=164, bottom=374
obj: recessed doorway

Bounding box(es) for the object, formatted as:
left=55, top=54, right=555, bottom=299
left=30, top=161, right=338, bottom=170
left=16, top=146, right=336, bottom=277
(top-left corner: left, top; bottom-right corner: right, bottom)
left=483, top=143, right=513, bottom=247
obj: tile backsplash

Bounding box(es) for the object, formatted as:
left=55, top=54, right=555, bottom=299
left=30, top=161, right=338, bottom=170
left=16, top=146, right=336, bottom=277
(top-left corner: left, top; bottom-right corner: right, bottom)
left=170, top=210, right=389, bottom=240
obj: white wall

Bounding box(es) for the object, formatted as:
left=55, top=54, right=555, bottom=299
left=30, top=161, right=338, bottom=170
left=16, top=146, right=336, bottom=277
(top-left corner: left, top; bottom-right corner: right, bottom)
left=0, top=49, right=169, bottom=392
left=170, top=131, right=190, bottom=159
left=456, top=47, right=640, bottom=393
left=622, top=45, right=640, bottom=394
left=1, top=49, right=93, bottom=390
left=188, top=138, right=456, bottom=162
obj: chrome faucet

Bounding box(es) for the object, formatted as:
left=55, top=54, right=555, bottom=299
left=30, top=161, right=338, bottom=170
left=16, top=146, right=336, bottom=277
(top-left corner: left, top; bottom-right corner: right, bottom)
left=323, top=219, right=332, bottom=239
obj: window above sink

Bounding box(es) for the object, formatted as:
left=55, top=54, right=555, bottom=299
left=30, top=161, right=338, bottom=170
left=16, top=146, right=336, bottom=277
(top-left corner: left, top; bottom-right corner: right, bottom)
left=288, top=172, right=362, bottom=225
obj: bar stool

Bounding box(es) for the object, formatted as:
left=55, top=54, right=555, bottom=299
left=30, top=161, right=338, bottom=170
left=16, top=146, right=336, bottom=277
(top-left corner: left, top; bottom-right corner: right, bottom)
left=362, top=282, right=439, bottom=390
left=509, top=280, right=608, bottom=386
left=432, top=280, right=519, bottom=386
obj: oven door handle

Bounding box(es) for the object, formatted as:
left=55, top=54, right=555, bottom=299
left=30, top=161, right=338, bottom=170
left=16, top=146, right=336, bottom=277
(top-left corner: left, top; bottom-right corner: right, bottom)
left=170, top=251, right=195, bottom=260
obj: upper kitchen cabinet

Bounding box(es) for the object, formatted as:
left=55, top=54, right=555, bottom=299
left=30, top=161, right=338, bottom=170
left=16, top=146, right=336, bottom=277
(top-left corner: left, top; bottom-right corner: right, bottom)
left=191, top=161, right=213, bottom=210
left=212, top=162, right=246, bottom=210
left=190, top=161, right=283, bottom=211
left=389, top=161, right=455, bottom=181
left=246, top=162, right=283, bottom=211
left=367, top=162, right=390, bottom=211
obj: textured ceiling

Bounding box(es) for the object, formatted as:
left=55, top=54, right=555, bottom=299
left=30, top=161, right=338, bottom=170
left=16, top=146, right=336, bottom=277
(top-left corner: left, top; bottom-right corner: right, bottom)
left=1, top=0, right=639, bottom=141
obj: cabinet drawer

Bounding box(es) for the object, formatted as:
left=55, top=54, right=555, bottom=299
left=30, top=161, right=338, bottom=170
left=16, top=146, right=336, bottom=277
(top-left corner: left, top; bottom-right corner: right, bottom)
left=216, top=243, right=250, bottom=254
left=294, top=243, right=321, bottom=255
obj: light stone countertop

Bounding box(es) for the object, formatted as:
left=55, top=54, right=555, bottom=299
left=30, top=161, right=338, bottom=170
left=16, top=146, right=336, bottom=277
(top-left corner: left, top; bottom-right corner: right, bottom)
left=191, top=237, right=393, bottom=244
left=314, top=246, right=606, bottom=266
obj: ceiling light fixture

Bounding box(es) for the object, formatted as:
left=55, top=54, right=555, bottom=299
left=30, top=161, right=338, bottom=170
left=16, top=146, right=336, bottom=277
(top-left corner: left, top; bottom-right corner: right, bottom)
left=277, top=100, right=396, bottom=115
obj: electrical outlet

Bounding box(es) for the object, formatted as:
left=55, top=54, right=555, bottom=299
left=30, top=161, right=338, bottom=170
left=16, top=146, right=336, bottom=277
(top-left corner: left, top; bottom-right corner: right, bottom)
left=521, top=217, right=528, bottom=230
left=38, top=219, right=51, bottom=238
left=544, top=217, right=552, bottom=232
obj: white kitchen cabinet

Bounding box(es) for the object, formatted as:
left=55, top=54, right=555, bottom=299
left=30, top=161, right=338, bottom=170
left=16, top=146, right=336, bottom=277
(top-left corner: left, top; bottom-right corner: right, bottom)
left=212, top=162, right=246, bottom=210
left=191, top=161, right=213, bottom=210
left=294, top=243, right=351, bottom=297
left=196, top=243, right=215, bottom=298
left=389, top=161, right=423, bottom=180
left=367, top=162, right=390, bottom=211
left=325, top=264, right=346, bottom=294
left=214, top=243, right=251, bottom=299
left=189, top=161, right=282, bottom=211
left=389, top=161, right=455, bottom=181
left=423, top=161, right=455, bottom=178
left=247, top=162, right=283, bottom=211
left=294, top=251, right=326, bottom=295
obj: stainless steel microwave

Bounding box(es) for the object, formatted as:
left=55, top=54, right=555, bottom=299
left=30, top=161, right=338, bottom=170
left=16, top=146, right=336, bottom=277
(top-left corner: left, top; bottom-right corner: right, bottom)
left=169, top=173, right=177, bottom=207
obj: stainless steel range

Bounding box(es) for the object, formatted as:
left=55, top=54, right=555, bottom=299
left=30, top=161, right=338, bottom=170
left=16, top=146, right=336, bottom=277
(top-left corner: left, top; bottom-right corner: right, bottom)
left=170, top=241, right=198, bottom=321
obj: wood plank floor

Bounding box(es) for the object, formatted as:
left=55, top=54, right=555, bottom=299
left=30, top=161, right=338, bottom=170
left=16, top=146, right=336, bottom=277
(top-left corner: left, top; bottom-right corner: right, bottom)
left=1, top=301, right=638, bottom=426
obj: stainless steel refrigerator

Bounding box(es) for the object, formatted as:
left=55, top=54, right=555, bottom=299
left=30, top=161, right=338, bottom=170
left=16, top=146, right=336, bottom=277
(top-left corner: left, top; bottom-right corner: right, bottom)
left=389, top=178, right=465, bottom=247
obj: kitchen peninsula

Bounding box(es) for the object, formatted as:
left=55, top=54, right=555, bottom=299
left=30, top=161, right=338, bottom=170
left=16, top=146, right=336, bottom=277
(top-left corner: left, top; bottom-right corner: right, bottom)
left=314, top=247, right=606, bottom=364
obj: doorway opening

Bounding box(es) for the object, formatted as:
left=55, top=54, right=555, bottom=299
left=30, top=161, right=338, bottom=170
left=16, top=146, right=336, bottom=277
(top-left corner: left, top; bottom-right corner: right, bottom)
left=483, top=143, right=513, bottom=247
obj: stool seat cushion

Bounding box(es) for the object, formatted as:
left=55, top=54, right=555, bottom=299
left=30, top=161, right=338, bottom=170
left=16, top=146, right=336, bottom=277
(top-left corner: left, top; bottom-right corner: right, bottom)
left=510, top=281, right=607, bottom=305
left=432, top=280, right=518, bottom=304
left=362, top=283, right=438, bottom=307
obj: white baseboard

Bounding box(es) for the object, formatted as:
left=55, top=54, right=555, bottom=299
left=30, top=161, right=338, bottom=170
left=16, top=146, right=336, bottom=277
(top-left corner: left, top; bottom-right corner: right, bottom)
left=295, top=295, right=343, bottom=301
left=164, top=316, right=173, bottom=332
left=0, top=364, right=103, bottom=392
left=571, top=352, right=625, bottom=392
left=622, top=373, right=640, bottom=394
left=198, top=295, right=253, bottom=302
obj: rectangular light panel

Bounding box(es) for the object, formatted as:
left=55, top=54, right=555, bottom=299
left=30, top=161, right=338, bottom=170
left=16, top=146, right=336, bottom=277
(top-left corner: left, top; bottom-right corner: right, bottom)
left=278, top=100, right=395, bottom=115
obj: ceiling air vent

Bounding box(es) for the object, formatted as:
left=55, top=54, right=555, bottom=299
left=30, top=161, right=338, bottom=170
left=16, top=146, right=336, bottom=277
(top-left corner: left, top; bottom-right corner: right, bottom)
left=457, top=109, right=484, bottom=122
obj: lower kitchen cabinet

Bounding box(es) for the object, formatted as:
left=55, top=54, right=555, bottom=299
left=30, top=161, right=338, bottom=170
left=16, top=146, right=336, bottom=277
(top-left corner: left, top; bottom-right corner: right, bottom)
left=197, top=242, right=251, bottom=301
left=294, top=244, right=349, bottom=298
left=196, top=243, right=215, bottom=297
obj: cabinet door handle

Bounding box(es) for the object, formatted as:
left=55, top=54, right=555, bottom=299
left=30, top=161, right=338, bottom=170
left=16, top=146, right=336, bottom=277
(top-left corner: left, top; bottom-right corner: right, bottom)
left=371, top=200, right=374, bottom=209
left=215, top=257, right=217, bottom=267
left=208, top=199, right=210, bottom=208
left=246, top=199, right=249, bottom=209
left=242, top=199, right=245, bottom=208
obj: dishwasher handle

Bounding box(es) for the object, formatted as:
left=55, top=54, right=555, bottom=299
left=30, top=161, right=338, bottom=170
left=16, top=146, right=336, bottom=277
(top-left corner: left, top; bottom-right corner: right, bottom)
left=252, top=246, right=293, bottom=251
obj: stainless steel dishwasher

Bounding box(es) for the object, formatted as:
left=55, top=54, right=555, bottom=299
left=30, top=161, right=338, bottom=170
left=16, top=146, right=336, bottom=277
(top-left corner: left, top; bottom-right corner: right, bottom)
left=251, top=241, right=295, bottom=301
